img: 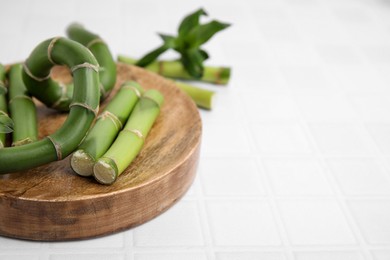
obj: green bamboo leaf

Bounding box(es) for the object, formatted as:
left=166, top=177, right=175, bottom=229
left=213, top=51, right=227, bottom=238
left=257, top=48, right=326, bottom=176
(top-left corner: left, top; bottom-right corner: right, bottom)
left=136, top=44, right=170, bottom=67
left=158, top=34, right=177, bottom=47
left=186, top=20, right=230, bottom=48
left=198, top=49, right=209, bottom=60
left=181, top=49, right=205, bottom=78
left=0, top=115, right=14, bottom=133
left=178, top=8, right=207, bottom=38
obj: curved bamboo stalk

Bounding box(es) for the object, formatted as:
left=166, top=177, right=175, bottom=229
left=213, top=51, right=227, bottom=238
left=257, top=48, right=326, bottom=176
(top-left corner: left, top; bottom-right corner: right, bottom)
left=8, top=64, right=38, bottom=146
left=67, top=23, right=117, bottom=99
left=71, top=81, right=143, bottom=177
left=0, top=37, right=99, bottom=174
left=93, top=89, right=164, bottom=185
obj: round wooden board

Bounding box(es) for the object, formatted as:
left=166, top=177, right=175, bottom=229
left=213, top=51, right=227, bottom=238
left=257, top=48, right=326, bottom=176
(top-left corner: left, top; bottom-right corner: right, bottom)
left=0, top=63, right=202, bottom=241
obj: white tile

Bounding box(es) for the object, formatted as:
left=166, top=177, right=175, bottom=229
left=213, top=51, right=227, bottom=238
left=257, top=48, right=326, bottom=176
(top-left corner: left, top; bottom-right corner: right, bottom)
left=0, top=236, right=40, bottom=249
left=327, top=158, right=390, bottom=196
left=50, top=254, right=124, bottom=260
left=278, top=200, right=356, bottom=245
left=241, top=94, right=299, bottom=121
left=315, top=44, right=360, bottom=64
left=201, top=122, right=252, bottom=155
left=294, top=251, right=364, bottom=260
left=199, top=157, right=266, bottom=196
left=250, top=123, right=312, bottom=155
left=366, top=124, right=390, bottom=155
left=331, top=7, right=373, bottom=24
left=231, top=64, right=286, bottom=91
left=200, top=89, right=244, bottom=124
left=216, top=251, right=286, bottom=260
left=255, top=7, right=302, bottom=42
left=309, top=124, right=374, bottom=155
left=372, top=250, right=390, bottom=260
left=263, top=158, right=333, bottom=196
left=349, top=95, right=390, bottom=123
left=280, top=66, right=332, bottom=93
left=207, top=200, right=281, bottom=246
left=348, top=200, right=390, bottom=244
left=327, top=65, right=388, bottom=94
left=133, top=201, right=203, bottom=246
left=270, top=43, right=320, bottom=66
left=134, top=252, right=207, bottom=260
left=0, top=256, right=39, bottom=260
left=373, top=65, right=390, bottom=87
left=361, top=45, right=390, bottom=63
left=294, top=94, right=358, bottom=122
left=50, top=232, right=124, bottom=248
left=342, top=23, right=390, bottom=44
left=292, top=8, right=345, bottom=44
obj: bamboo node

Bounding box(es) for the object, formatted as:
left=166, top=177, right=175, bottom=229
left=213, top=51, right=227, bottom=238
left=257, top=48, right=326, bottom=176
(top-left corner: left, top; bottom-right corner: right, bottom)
left=98, top=111, right=123, bottom=131
left=123, top=128, right=144, bottom=140
left=9, top=95, right=33, bottom=104
left=143, top=95, right=162, bottom=108
left=71, top=62, right=99, bottom=73
left=0, top=81, right=7, bottom=94
left=47, top=136, right=63, bottom=161
left=51, top=83, right=70, bottom=109
left=47, top=37, right=61, bottom=65
left=23, top=63, right=50, bottom=82
left=123, top=84, right=141, bottom=98
left=0, top=111, right=8, bottom=117
left=69, top=102, right=99, bottom=117
left=86, top=38, right=106, bottom=49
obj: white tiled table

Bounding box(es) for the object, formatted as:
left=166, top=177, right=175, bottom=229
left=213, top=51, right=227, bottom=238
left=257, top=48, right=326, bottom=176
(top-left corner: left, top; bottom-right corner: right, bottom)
left=2, top=0, right=390, bottom=259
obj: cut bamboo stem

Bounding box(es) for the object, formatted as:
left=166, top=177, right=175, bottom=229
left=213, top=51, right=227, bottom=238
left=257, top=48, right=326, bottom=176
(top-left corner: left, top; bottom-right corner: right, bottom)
left=71, top=81, right=143, bottom=177
left=93, top=89, right=164, bottom=185
left=117, top=55, right=231, bottom=85
left=118, top=56, right=215, bottom=109
left=8, top=64, right=38, bottom=146
left=174, top=81, right=214, bottom=110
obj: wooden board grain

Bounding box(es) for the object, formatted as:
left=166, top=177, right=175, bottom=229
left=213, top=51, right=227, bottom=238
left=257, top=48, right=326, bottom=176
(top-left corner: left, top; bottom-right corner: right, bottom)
left=0, top=63, right=202, bottom=241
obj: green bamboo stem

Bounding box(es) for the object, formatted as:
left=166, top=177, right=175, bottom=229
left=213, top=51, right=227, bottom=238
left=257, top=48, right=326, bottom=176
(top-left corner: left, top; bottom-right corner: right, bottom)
left=71, top=81, right=144, bottom=177
left=67, top=23, right=117, bottom=99
left=174, top=81, right=214, bottom=110
left=8, top=64, right=38, bottom=146
left=118, top=55, right=231, bottom=85
left=93, top=89, right=164, bottom=185
left=0, top=37, right=99, bottom=174
left=0, top=64, right=8, bottom=148
left=118, top=56, right=215, bottom=109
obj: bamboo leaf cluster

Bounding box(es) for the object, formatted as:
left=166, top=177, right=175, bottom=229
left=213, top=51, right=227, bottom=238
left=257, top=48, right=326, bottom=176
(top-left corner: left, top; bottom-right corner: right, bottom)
left=136, top=8, right=230, bottom=79
left=119, top=8, right=231, bottom=111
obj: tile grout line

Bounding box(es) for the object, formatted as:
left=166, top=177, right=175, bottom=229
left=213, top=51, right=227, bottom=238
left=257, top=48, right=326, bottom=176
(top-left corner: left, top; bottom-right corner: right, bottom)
left=195, top=173, right=217, bottom=260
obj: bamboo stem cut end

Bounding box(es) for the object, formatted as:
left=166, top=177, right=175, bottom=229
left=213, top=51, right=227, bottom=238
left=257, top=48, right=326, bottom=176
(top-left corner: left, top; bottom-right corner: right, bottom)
left=93, top=157, right=118, bottom=185
left=70, top=150, right=95, bottom=177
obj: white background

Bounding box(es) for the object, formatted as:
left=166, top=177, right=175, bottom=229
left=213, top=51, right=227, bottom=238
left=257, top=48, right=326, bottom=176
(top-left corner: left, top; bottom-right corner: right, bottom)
left=1, top=0, right=390, bottom=259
